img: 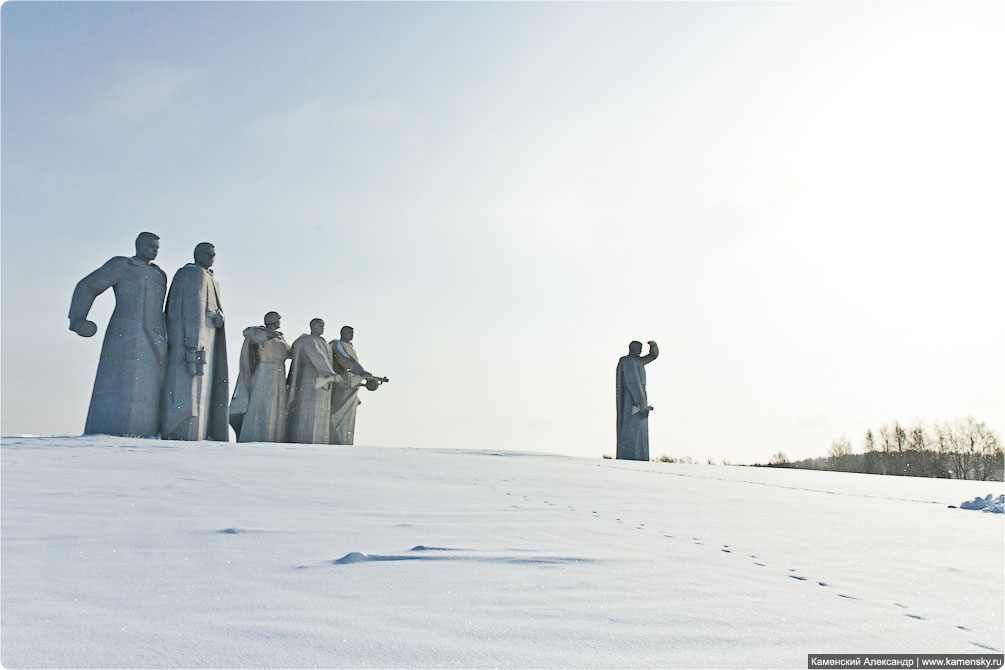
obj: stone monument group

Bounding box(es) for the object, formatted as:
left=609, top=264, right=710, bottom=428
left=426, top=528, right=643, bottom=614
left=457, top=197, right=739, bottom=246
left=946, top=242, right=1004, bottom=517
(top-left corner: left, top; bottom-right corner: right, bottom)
left=70, top=233, right=658, bottom=458
left=68, top=232, right=386, bottom=445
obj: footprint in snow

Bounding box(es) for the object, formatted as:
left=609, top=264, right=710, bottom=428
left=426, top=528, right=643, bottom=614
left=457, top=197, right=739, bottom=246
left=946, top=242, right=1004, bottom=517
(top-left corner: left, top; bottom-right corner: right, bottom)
left=971, top=642, right=1000, bottom=652
left=789, top=575, right=807, bottom=581
left=893, top=603, right=907, bottom=609
left=753, top=562, right=766, bottom=567
left=904, top=614, right=925, bottom=621
left=721, top=549, right=731, bottom=553
left=837, top=594, right=861, bottom=600
left=817, top=582, right=829, bottom=587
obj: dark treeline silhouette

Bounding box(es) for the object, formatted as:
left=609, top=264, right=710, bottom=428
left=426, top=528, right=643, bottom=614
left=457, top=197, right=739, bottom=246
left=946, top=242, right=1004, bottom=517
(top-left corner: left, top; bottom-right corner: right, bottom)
left=754, top=417, right=1003, bottom=481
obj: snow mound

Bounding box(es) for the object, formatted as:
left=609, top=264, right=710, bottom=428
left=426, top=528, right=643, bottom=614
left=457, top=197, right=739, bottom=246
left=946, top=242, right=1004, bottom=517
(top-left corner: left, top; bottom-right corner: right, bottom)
left=957, top=494, right=1005, bottom=513
left=3, top=436, right=1003, bottom=668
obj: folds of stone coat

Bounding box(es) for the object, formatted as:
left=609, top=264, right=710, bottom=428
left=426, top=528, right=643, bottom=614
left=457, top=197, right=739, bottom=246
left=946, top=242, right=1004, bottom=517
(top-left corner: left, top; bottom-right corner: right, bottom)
left=286, top=334, right=337, bottom=444
left=69, top=256, right=168, bottom=437
left=231, top=326, right=290, bottom=443
left=161, top=264, right=229, bottom=441
left=616, top=352, right=657, bottom=461
left=329, top=339, right=367, bottom=445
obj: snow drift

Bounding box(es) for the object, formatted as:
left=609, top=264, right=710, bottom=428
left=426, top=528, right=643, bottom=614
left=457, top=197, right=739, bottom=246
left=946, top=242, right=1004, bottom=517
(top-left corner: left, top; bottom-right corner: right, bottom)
left=2, top=436, right=1002, bottom=668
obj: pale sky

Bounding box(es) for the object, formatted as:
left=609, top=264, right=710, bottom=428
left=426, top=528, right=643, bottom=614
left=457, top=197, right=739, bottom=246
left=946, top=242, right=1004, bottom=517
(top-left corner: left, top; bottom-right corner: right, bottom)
left=2, top=1, right=1003, bottom=464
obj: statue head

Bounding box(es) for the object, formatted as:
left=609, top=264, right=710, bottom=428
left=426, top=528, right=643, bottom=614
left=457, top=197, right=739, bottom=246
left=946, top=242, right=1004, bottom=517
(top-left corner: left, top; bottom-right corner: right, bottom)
left=340, top=325, right=354, bottom=342
left=264, top=311, right=281, bottom=328
left=134, top=232, right=160, bottom=262
left=310, top=318, right=325, bottom=336
left=194, top=242, right=216, bottom=269
left=628, top=340, right=643, bottom=357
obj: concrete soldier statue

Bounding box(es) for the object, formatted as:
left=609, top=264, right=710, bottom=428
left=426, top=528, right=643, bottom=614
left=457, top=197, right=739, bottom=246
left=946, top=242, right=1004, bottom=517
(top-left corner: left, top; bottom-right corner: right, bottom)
left=68, top=232, right=168, bottom=437
left=616, top=340, right=659, bottom=460
left=329, top=325, right=388, bottom=445
left=230, top=311, right=291, bottom=443
left=287, top=319, right=340, bottom=444
left=162, top=243, right=230, bottom=441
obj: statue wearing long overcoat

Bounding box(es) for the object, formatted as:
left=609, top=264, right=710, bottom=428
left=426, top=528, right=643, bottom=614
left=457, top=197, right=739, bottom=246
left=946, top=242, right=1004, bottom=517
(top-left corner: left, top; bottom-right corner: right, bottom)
left=286, top=334, right=337, bottom=444
left=161, top=264, right=229, bottom=441
left=69, top=256, right=168, bottom=437
left=616, top=344, right=659, bottom=460
left=230, top=326, right=290, bottom=443
left=329, top=339, right=367, bottom=445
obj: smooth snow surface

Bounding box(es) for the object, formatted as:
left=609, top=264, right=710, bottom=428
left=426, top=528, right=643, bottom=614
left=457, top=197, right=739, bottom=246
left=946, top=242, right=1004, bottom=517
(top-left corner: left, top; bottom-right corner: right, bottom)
left=2, top=436, right=1003, bottom=668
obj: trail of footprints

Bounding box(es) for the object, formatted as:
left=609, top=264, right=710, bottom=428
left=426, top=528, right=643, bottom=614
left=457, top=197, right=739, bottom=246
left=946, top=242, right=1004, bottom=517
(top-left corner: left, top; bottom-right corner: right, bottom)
left=486, top=483, right=1000, bottom=654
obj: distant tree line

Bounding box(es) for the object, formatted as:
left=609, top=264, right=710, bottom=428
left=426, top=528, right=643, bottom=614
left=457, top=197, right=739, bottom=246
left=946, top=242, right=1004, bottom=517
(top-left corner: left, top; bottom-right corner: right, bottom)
left=756, top=417, right=1003, bottom=481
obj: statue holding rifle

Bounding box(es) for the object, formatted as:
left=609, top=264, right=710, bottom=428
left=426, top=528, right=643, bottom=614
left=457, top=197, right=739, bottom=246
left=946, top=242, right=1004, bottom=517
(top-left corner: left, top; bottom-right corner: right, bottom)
left=329, top=325, right=388, bottom=445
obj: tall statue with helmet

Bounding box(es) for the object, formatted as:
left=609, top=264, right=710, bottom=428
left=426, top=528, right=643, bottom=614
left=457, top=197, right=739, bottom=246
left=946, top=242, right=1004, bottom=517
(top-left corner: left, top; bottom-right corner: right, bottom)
left=229, top=311, right=291, bottom=443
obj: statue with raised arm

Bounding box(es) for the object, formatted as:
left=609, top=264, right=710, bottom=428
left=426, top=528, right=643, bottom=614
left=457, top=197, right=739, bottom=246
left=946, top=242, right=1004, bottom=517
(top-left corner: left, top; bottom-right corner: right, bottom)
left=161, top=243, right=230, bottom=441
left=616, top=340, right=659, bottom=460
left=329, top=325, right=388, bottom=445
left=286, top=319, right=340, bottom=444
left=68, top=232, right=168, bottom=437
left=229, top=311, right=291, bottom=443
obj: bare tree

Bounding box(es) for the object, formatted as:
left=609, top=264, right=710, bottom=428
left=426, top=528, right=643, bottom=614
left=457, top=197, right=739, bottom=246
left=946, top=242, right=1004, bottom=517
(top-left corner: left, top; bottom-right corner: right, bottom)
left=769, top=451, right=789, bottom=465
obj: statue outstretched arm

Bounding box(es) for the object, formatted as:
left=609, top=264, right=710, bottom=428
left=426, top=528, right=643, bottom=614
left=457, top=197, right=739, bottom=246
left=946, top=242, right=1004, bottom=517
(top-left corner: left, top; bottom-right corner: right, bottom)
left=641, top=340, right=659, bottom=365
left=332, top=341, right=367, bottom=376
left=68, top=257, right=126, bottom=337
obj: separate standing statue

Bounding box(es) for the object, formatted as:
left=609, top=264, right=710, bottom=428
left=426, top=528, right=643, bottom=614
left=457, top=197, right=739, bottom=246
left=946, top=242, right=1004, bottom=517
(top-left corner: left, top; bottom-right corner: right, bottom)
left=287, top=319, right=340, bottom=444
left=161, top=243, right=229, bottom=441
left=329, top=325, right=388, bottom=445
left=229, top=311, right=291, bottom=443
left=616, top=340, right=659, bottom=460
left=68, top=232, right=168, bottom=437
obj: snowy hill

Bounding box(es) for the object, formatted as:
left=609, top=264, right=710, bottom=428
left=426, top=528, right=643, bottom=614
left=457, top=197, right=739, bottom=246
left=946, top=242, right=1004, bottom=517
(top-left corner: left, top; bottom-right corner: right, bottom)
left=2, top=436, right=1002, bottom=668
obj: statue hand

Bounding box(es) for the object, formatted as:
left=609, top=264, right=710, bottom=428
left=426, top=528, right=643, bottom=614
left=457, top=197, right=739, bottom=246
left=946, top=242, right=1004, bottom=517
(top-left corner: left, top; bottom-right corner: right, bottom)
left=212, top=312, right=224, bottom=328
left=648, top=340, right=657, bottom=347
left=70, top=319, right=98, bottom=338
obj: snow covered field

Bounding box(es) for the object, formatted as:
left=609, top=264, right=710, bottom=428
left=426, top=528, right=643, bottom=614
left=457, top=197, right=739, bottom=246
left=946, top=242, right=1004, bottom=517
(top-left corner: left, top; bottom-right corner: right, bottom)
left=2, top=436, right=1002, bottom=668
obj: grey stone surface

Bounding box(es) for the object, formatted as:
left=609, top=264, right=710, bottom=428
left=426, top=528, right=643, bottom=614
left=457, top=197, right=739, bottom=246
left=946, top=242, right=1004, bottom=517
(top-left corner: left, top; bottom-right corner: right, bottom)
left=68, top=232, right=168, bottom=437
left=230, top=312, right=291, bottom=443
left=329, top=326, right=387, bottom=446
left=616, top=340, right=659, bottom=460
left=286, top=319, right=339, bottom=444
left=161, top=243, right=230, bottom=441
